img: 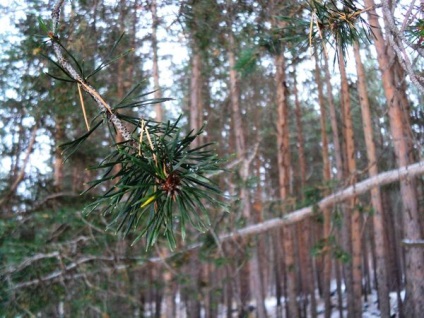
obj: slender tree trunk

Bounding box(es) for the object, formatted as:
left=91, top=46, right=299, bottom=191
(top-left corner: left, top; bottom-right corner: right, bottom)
left=189, top=47, right=203, bottom=148
left=322, top=46, right=343, bottom=180
left=54, top=117, right=65, bottom=191
left=338, top=46, right=362, bottom=318
left=186, top=42, right=204, bottom=318
left=227, top=15, right=266, bottom=317
left=275, top=52, right=297, bottom=318
left=336, top=260, right=344, bottom=318
left=293, top=70, right=306, bottom=194
left=314, top=50, right=332, bottom=318
left=273, top=229, right=284, bottom=318
left=151, top=0, right=162, bottom=122
left=353, top=41, right=390, bottom=317
left=365, top=1, right=424, bottom=316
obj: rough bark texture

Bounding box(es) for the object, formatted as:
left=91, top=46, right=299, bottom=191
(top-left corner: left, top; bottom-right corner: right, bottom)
left=365, top=1, right=424, bottom=316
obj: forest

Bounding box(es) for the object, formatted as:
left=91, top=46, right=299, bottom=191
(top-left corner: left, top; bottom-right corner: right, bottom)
left=0, top=0, right=423, bottom=317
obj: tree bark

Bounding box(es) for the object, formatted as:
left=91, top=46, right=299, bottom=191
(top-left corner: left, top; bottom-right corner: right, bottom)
left=338, top=47, right=362, bottom=318
left=151, top=0, right=163, bottom=122
left=314, top=50, right=332, bottom=318
left=353, top=40, right=390, bottom=317
left=293, top=70, right=306, bottom=194
left=274, top=52, right=297, bottom=318
left=226, top=11, right=266, bottom=317
left=53, top=117, right=64, bottom=191
left=190, top=48, right=203, bottom=147
left=365, top=1, right=424, bottom=316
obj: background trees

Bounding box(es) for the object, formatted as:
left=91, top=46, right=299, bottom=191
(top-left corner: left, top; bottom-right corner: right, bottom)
left=1, top=0, right=423, bottom=317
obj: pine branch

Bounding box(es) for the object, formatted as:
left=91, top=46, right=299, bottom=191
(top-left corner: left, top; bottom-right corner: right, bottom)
left=380, top=0, right=424, bottom=93
left=50, top=0, right=132, bottom=141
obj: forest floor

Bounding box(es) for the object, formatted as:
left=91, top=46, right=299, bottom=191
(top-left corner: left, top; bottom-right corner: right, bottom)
left=148, top=285, right=404, bottom=317
left=260, top=289, right=403, bottom=318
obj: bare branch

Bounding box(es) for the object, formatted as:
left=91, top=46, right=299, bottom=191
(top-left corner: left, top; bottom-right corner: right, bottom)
left=8, top=254, right=146, bottom=290
left=381, top=0, right=424, bottom=93
left=4, top=252, right=60, bottom=275
left=402, top=239, right=424, bottom=248
left=0, top=123, right=38, bottom=207
left=9, top=160, right=424, bottom=290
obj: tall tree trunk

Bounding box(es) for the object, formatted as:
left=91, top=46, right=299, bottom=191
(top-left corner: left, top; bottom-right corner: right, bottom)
left=338, top=46, right=362, bottom=318
left=353, top=41, right=390, bottom=317
left=190, top=51, right=203, bottom=148
left=293, top=70, right=306, bottom=195
left=151, top=0, right=163, bottom=122
left=227, top=19, right=267, bottom=318
left=365, top=1, right=424, bottom=316
left=322, top=46, right=344, bottom=180
left=275, top=52, right=297, bottom=318
left=314, top=50, right=332, bottom=318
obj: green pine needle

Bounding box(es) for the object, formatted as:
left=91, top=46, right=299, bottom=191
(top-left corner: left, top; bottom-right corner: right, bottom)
left=81, top=118, right=226, bottom=250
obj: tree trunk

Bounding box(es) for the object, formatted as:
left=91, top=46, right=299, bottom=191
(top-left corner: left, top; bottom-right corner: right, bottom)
left=322, top=46, right=343, bottom=180
left=54, top=116, right=65, bottom=191
left=353, top=40, right=390, bottom=317
left=338, top=46, right=362, bottom=318
left=274, top=52, right=297, bottom=318
left=293, top=70, right=306, bottom=195
left=190, top=50, right=203, bottom=148
left=151, top=0, right=163, bottom=122
left=314, top=49, right=332, bottom=318
left=365, top=1, right=424, bottom=316
left=227, top=14, right=266, bottom=317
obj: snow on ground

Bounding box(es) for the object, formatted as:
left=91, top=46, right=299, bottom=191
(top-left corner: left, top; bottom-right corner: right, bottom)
left=143, top=286, right=405, bottom=317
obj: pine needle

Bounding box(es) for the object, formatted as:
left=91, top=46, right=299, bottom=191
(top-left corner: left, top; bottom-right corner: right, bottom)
left=78, top=84, right=90, bottom=131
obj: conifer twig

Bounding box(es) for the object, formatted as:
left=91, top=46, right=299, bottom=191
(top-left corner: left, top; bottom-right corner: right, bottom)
left=77, top=84, right=90, bottom=131
left=50, top=0, right=132, bottom=141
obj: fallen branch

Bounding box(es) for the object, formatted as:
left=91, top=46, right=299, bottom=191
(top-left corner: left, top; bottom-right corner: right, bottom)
left=221, top=160, right=424, bottom=239
left=402, top=239, right=424, bottom=248
left=7, top=160, right=424, bottom=290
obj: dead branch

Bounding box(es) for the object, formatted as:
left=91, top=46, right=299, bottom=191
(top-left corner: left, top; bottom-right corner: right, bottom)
left=0, top=124, right=38, bottom=208
left=7, top=160, right=424, bottom=290
left=221, top=160, right=424, bottom=239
